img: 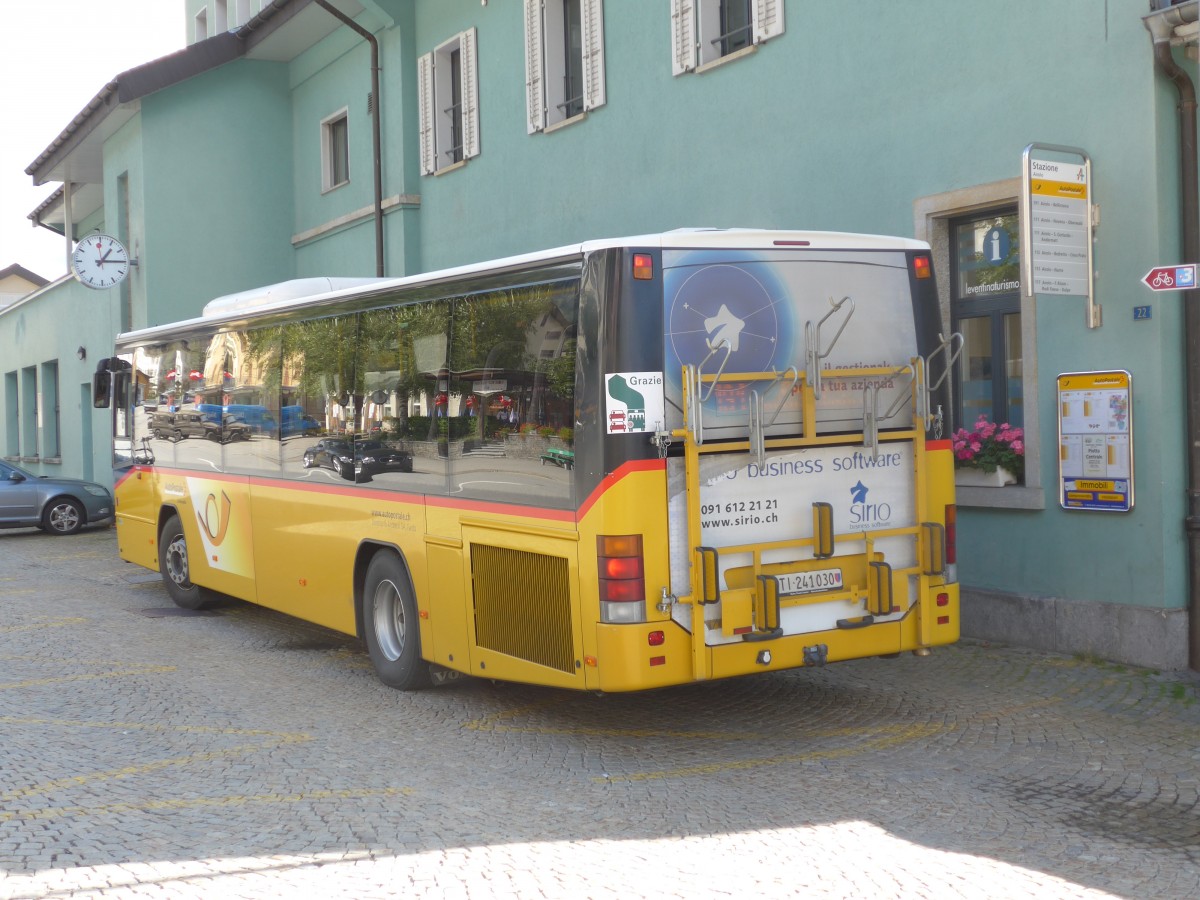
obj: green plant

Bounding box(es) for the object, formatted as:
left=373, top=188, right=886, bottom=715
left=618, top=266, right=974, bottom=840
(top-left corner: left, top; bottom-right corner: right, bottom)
left=557, top=426, right=574, bottom=444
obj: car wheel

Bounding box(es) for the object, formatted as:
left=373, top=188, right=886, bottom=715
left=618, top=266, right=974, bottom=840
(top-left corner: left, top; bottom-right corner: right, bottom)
left=302, top=456, right=313, bottom=468
left=158, top=513, right=214, bottom=610
left=172, top=429, right=184, bottom=442
left=42, top=498, right=84, bottom=536
left=362, top=552, right=431, bottom=690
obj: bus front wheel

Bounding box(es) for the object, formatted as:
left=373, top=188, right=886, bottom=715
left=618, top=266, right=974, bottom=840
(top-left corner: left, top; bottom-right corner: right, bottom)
left=158, top=513, right=214, bottom=610
left=362, top=552, right=431, bottom=690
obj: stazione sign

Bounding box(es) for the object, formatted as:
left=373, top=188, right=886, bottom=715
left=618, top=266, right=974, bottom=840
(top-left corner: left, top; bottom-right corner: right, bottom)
left=1021, top=144, right=1099, bottom=328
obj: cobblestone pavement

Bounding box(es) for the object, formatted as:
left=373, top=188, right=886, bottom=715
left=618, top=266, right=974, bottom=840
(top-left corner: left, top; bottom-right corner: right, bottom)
left=1, top=526, right=1199, bottom=899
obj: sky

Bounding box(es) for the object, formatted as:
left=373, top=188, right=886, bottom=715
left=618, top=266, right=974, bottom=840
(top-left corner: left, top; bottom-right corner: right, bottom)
left=0, top=1, right=185, bottom=282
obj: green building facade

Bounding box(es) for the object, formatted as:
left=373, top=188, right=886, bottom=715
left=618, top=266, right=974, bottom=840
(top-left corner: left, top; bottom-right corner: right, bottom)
left=4, top=0, right=1198, bottom=669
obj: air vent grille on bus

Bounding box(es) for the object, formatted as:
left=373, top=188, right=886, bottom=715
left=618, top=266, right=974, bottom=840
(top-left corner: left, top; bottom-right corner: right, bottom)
left=471, top=544, right=574, bottom=674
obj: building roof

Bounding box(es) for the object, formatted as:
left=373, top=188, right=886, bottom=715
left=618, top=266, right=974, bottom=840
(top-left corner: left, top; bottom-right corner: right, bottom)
left=0, top=264, right=50, bottom=287
left=23, top=0, right=371, bottom=202
left=22, top=0, right=389, bottom=234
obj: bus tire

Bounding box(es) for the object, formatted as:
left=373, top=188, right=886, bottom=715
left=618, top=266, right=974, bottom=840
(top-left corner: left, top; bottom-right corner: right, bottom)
left=158, top=513, right=214, bottom=610
left=362, top=552, right=431, bottom=690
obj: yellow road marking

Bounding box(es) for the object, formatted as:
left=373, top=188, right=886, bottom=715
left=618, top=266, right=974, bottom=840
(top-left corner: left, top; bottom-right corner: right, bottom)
left=0, top=739, right=309, bottom=805
left=0, top=617, right=86, bottom=632
left=596, top=722, right=945, bottom=782
left=0, top=714, right=310, bottom=741
left=1, top=787, right=414, bottom=824
left=0, top=666, right=176, bottom=690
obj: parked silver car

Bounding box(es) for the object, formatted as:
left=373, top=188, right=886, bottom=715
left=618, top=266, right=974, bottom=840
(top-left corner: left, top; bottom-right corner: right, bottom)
left=0, top=460, right=114, bottom=535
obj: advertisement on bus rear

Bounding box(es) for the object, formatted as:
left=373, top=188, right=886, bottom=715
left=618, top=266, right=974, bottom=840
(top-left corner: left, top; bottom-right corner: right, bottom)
left=660, top=248, right=918, bottom=436
left=666, top=443, right=916, bottom=596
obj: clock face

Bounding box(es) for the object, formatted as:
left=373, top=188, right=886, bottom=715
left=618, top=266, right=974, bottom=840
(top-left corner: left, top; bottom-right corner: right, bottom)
left=72, top=234, right=130, bottom=289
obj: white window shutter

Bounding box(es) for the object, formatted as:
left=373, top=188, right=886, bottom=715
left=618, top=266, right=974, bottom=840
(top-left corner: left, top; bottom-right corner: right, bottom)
left=581, top=0, right=606, bottom=111
left=524, top=0, right=545, bottom=133
left=670, top=0, right=696, bottom=76
left=417, top=52, right=435, bottom=175
left=752, top=0, right=785, bottom=44
left=461, top=27, right=480, bottom=159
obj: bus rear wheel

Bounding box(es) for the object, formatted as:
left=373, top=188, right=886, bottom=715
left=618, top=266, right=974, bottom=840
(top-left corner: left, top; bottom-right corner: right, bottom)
left=362, top=552, right=431, bottom=690
left=158, top=513, right=214, bottom=610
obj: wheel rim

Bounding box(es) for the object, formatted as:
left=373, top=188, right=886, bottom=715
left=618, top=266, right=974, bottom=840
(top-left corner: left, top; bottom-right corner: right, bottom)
left=372, top=578, right=406, bottom=662
left=48, top=503, right=80, bottom=533
left=164, top=534, right=191, bottom=588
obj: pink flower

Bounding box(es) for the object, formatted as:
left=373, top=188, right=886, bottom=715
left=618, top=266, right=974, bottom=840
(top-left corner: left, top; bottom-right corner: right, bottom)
left=1011, top=440, right=1024, bottom=453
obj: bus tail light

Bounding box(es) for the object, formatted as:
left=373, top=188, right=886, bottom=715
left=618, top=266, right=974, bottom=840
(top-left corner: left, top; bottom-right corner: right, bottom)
left=598, top=534, right=646, bottom=623
left=945, top=504, right=958, bottom=584
left=632, top=253, right=654, bottom=280
left=913, top=254, right=932, bottom=279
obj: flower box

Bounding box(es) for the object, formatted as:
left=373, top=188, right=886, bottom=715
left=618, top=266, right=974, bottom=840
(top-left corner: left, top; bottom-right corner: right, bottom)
left=952, top=416, right=1024, bottom=485
left=955, top=466, right=1017, bottom=488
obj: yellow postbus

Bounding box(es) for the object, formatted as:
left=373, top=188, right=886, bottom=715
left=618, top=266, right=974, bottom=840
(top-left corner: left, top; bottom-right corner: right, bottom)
left=95, top=229, right=960, bottom=692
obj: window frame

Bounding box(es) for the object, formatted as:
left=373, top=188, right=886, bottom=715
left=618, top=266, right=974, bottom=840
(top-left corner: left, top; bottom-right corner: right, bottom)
left=670, top=0, right=785, bottom=76
left=418, top=29, right=480, bottom=175
left=949, top=209, right=1022, bottom=435
left=524, top=0, right=607, bottom=133
left=194, top=8, right=209, bottom=43
left=321, top=108, right=350, bottom=193
left=914, top=179, right=1043, bottom=510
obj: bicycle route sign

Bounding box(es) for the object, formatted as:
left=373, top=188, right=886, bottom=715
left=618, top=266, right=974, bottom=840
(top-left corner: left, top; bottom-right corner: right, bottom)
left=1142, top=264, right=1197, bottom=292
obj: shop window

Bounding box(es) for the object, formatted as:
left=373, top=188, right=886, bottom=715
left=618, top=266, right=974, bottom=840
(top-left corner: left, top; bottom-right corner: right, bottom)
left=951, top=210, right=1022, bottom=435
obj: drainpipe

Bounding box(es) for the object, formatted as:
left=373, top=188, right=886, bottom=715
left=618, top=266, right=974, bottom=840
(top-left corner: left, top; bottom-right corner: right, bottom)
left=1146, top=5, right=1200, bottom=669
left=314, top=0, right=385, bottom=277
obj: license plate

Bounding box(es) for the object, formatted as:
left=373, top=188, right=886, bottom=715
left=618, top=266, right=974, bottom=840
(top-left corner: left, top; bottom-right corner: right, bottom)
left=777, top=567, right=843, bottom=596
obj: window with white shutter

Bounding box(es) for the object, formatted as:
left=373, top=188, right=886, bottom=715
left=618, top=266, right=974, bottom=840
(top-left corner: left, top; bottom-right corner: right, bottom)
left=525, top=0, right=605, bottom=132
left=670, top=0, right=784, bottom=75
left=417, top=29, right=481, bottom=175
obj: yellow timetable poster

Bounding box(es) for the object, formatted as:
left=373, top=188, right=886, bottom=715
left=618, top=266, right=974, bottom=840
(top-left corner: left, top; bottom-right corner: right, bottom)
left=1057, top=370, right=1132, bottom=512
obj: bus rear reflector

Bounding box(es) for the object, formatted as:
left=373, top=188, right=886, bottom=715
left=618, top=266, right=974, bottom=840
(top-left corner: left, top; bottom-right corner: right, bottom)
left=598, top=534, right=646, bottom=623
left=913, top=254, right=932, bottom=279
left=945, top=504, right=958, bottom=584
left=632, top=253, right=653, bottom=280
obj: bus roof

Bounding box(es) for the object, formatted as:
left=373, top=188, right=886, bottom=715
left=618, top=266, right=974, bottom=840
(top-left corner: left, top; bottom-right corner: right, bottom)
left=117, top=228, right=928, bottom=347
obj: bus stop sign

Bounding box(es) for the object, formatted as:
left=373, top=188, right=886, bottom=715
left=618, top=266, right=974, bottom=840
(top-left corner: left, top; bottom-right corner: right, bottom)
left=1143, top=264, right=1197, bottom=291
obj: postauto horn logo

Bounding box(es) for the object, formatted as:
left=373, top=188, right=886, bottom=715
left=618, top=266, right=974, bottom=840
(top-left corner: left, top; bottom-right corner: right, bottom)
left=848, top=480, right=892, bottom=528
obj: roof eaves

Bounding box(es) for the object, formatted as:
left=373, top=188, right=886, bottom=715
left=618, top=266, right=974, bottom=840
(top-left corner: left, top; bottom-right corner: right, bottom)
left=24, top=31, right=245, bottom=184
left=0, top=264, right=50, bottom=287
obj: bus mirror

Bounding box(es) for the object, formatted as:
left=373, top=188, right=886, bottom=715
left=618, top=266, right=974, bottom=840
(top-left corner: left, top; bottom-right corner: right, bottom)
left=92, top=371, right=111, bottom=409
left=114, top=371, right=130, bottom=410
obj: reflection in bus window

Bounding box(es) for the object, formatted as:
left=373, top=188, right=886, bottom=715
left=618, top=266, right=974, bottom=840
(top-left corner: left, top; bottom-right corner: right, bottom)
left=447, top=279, right=579, bottom=508
left=278, top=317, right=360, bottom=483
left=354, top=301, right=451, bottom=493
left=223, top=328, right=281, bottom=475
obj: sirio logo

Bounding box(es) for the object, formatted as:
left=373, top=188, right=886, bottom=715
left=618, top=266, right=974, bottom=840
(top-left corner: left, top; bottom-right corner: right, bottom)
left=848, top=480, right=892, bottom=529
